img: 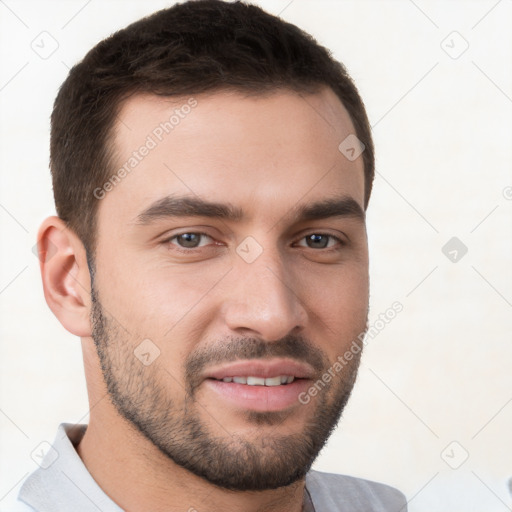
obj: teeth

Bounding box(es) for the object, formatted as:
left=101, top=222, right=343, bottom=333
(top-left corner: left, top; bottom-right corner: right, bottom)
left=247, top=376, right=266, bottom=386
left=221, top=376, right=295, bottom=386
left=264, top=376, right=282, bottom=387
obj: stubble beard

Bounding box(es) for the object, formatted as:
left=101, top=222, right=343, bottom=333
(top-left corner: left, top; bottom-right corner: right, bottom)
left=89, top=283, right=364, bottom=491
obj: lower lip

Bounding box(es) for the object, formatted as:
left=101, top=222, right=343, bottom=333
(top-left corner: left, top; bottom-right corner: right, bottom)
left=203, top=379, right=311, bottom=412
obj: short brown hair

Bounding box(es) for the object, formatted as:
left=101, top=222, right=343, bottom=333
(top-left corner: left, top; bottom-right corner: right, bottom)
left=51, top=0, right=374, bottom=256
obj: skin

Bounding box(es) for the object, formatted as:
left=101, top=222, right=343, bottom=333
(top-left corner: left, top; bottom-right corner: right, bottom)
left=38, top=86, right=369, bottom=512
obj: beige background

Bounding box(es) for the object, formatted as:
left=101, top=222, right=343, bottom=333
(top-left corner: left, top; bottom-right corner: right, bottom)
left=1, top=1, right=511, bottom=510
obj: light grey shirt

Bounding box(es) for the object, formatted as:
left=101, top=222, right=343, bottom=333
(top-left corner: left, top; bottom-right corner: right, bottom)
left=4, top=424, right=407, bottom=511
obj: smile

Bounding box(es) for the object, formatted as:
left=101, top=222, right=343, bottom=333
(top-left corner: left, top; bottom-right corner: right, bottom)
left=212, top=375, right=295, bottom=386
left=201, top=358, right=315, bottom=411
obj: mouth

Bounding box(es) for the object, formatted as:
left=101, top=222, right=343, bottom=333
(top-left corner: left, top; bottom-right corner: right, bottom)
left=201, top=359, right=314, bottom=412
left=210, top=375, right=296, bottom=386
left=204, top=358, right=314, bottom=381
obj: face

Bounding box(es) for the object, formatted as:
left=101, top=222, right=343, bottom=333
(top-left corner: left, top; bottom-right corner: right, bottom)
left=90, top=88, right=369, bottom=491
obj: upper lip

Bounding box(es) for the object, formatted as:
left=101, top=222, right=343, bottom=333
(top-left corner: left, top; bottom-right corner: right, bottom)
left=204, top=358, right=316, bottom=381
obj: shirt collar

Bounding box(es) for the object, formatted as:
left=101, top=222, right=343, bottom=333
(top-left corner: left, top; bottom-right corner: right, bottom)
left=19, top=423, right=316, bottom=512
left=19, top=423, right=124, bottom=512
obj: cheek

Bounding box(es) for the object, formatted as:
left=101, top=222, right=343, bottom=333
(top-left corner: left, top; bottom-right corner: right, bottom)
left=95, top=248, right=230, bottom=341
left=303, top=262, right=369, bottom=345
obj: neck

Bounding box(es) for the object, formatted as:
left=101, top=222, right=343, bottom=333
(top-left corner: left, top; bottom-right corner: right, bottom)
left=78, top=342, right=307, bottom=512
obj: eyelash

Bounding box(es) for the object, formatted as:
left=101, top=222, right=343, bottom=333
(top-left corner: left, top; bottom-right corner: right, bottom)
left=163, top=232, right=345, bottom=252
left=165, top=232, right=216, bottom=252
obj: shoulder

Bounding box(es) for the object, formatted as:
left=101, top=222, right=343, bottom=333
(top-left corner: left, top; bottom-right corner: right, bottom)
left=0, top=478, right=36, bottom=512
left=306, top=469, right=408, bottom=511
left=0, top=502, right=35, bottom=512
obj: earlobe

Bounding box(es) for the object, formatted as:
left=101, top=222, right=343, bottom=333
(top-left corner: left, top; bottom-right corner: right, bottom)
left=37, top=216, right=92, bottom=337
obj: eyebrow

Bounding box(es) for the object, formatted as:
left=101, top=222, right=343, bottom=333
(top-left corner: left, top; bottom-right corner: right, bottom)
left=134, top=195, right=365, bottom=225
left=292, top=196, right=365, bottom=223
left=135, top=196, right=244, bottom=224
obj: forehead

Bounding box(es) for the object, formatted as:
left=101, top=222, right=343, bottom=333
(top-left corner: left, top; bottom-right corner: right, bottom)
left=98, top=88, right=365, bottom=231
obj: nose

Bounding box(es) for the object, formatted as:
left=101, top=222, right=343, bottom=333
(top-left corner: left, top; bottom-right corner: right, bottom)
left=222, top=247, right=308, bottom=341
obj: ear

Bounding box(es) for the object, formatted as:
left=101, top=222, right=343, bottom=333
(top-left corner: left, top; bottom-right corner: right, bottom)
left=37, top=216, right=92, bottom=337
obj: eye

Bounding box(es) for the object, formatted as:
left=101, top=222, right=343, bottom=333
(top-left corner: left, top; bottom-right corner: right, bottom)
left=296, top=234, right=342, bottom=249
left=169, top=232, right=213, bottom=249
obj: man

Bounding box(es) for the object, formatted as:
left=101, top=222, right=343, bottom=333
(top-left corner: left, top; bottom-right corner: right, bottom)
left=13, top=1, right=407, bottom=510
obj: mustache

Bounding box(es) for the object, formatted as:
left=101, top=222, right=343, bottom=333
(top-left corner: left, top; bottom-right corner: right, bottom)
left=185, top=334, right=329, bottom=395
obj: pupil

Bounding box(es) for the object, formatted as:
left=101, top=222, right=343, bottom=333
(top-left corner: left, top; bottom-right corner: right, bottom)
left=307, top=234, right=328, bottom=248
left=179, top=233, right=200, bottom=247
